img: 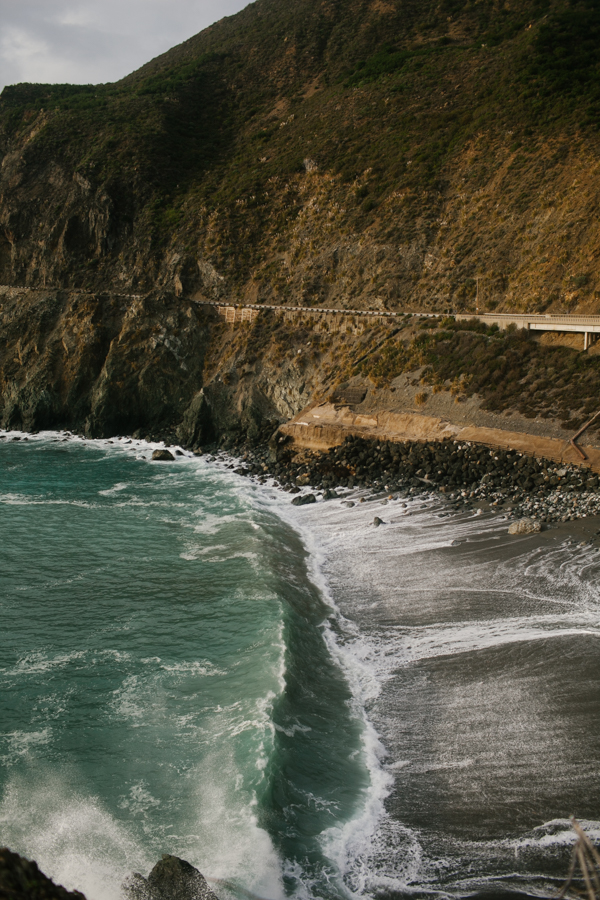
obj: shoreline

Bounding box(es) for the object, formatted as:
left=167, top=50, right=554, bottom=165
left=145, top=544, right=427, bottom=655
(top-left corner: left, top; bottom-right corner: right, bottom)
left=271, top=466, right=600, bottom=899
left=235, top=432, right=600, bottom=529
left=2, top=429, right=600, bottom=900
left=5, top=425, right=600, bottom=531
left=0, top=430, right=393, bottom=900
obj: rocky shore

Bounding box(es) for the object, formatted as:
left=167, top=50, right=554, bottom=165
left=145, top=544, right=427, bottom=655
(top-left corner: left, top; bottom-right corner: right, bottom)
left=0, top=850, right=218, bottom=900
left=229, top=433, right=600, bottom=526
left=3, top=426, right=600, bottom=526
left=0, top=848, right=85, bottom=900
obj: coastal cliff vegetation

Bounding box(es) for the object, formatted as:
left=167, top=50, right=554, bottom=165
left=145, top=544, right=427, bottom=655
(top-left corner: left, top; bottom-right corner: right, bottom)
left=3, top=0, right=600, bottom=442
left=2, top=0, right=600, bottom=313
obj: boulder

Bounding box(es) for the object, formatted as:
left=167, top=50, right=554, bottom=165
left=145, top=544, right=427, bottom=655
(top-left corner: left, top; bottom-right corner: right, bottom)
left=373, top=517, right=385, bottom=527
left=291, top=493, right=316, bottom=506
left=508, top=517, right=542, bottom=535
left=151, top=449, right=175, bottom=461
left=123, top=855, right=218, bottom=900
left=0, top=847, right=86, bottom=900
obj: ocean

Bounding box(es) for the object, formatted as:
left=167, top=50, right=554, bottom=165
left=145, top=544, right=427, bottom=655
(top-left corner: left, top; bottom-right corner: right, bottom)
left=1, top=433, right=599, bottom=900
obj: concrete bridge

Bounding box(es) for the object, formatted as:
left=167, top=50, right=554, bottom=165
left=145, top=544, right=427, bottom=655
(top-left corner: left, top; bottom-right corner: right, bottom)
left=194, top=299, right=440, bottom=332
left=456, top=312, right=600, bottom=350
left=5, top=284, right=598, bottom=349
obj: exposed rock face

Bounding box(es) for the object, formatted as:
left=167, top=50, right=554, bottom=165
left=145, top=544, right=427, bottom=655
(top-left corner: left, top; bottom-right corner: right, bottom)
left=0, top=287, right=213, bottom=438
left=291, top=493, right=316, bottom=506
left=0, top=848, right=85, bottom=900
left=0, top=283, right=321, bottom=444
left=123, top=855, right=219, bottom=900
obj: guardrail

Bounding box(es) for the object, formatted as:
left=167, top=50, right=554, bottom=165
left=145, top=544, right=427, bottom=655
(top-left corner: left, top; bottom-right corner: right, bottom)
left=4, top=284, right=600, bottom=350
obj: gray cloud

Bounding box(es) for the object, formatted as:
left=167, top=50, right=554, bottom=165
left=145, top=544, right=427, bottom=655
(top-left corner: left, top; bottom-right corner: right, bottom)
left=0, top=0, right=250, bottom=93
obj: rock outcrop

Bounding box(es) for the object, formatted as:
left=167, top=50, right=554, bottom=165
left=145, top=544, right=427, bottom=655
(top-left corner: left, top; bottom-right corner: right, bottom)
left=0, top=849, right=219, bottom=900
left=508, top=518, right=543, bottom=535
left=0, top=287, right=213, bottom=439
left=123, top=855, right=219, bottom=900
left=0, top=848, right=85, bottom=900
left=151, top=448, right=175, bottom=461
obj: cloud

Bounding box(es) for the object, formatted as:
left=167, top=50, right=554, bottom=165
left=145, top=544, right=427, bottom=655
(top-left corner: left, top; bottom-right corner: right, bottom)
left=0, top=0, right=250, bottom=92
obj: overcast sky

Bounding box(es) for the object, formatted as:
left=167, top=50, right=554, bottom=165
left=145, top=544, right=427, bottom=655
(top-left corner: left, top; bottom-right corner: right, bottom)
left=0, top=0, right=251, bottom=93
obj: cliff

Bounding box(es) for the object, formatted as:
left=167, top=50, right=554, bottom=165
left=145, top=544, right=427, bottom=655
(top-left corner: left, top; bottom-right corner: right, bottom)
left=3, top=0, right=600, bottom=442
left=2, top=0, right=600, bottom=313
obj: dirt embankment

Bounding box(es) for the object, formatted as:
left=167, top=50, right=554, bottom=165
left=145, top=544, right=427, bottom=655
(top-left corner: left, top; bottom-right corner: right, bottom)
left=280, top=387, right=600, bottom=474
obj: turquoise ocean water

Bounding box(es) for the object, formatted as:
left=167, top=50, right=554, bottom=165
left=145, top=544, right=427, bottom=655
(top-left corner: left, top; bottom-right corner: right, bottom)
left=0, top=435, right=371, bottom=900
left=2, top=433, right=600, bottom=900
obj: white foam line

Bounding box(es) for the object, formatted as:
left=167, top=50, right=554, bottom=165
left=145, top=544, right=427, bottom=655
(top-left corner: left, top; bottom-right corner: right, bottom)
left=243, top=478, right=600, bottom=893
left=375, top=617, right=600, bottom=667
left=0, top=428, right=197, bottom=461
left=246, top=487, right=413, bottom=896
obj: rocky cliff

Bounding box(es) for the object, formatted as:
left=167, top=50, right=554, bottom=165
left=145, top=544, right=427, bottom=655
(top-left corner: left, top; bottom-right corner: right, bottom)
left=0, top=849, right=219, bottom=900
left=3, top=0, right=600, bottom=440
left=2, top=0, right=600, bottom=313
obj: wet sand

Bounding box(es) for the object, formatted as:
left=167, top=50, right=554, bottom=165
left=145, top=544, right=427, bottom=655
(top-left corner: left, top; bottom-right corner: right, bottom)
left=287, top=491, right=600, bottom=898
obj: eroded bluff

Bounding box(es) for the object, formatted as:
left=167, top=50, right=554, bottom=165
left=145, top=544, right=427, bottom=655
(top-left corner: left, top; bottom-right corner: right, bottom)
left=0, top=287, right=311, bottom=445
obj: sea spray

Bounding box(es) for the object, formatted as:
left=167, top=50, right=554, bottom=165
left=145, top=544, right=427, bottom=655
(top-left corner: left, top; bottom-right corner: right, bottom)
left=3, top=433, right=600, bottom=900
left=0, top=434, right=370, bottom=900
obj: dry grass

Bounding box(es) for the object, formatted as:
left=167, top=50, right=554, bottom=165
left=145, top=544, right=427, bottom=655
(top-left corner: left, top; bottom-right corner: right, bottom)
left=558, top=819, right=600, bottom=900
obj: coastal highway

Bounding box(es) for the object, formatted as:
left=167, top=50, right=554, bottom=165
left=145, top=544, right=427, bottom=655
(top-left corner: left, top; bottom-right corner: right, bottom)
left=2, top=284, right=599, bottom=348
left=194, top=298, right=600, bottom=349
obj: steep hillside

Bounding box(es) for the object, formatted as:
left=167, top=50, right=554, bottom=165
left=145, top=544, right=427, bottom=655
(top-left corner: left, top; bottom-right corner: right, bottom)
left=4, top=0, right=600, bottom=442
left=2, top=0, right=600, bottom=314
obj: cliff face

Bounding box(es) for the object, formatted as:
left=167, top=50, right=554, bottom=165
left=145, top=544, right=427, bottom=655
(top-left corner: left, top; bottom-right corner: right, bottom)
left=0, top=286, right=325, bottom=441
left=0, top=287, right=213, bottom=438
left=3, top=0, right=600, bottom=440
left=3, top=0, right=600, bottom=314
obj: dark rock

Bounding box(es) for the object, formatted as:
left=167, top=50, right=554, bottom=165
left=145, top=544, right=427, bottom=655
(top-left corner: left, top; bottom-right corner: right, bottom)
left=0, top=847, right=86, bottom=900
left=373, top=516, right=385, bottom=527
left=123, top=855, right=218, bottom=900
left=151, top=449, right=175, bottom=461
left=323, top=489, right=338, bottom=500
left=177, top=391, right=215, bottom=449
left=291, top=493, right=316, bottom=506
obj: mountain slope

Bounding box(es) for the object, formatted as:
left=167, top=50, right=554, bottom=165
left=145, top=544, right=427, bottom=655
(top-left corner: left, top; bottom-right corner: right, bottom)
left=2, top=0, right=600, bottom=314
left=4, top=0, right=600, bottom=441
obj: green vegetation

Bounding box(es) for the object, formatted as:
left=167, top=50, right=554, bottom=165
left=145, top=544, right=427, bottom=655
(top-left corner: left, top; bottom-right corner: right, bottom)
left=345, top=46, right=442, bottom=87
left=2, top=0, right=600, bottom=300
left=350, top=319, right=600, bottom=432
